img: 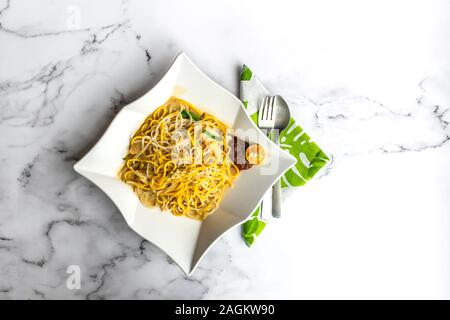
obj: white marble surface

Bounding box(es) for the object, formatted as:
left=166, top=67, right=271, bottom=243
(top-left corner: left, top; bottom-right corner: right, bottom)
left=1, top=0, right=449, bottom=299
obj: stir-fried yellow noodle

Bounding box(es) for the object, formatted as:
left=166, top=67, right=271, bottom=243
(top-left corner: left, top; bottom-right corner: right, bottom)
left=119, top=97, right=239, bottom=220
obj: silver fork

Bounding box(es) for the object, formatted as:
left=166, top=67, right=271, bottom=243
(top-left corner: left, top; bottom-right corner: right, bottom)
left=258, top=95, right=291, bottom=218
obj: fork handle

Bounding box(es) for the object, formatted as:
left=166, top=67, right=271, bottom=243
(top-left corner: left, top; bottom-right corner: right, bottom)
left=270, top=129, right=282, bottom=218
left=272, top=179, right=282, bottom=218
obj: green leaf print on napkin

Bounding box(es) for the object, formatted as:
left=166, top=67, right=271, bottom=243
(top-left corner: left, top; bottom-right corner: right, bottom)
left=278, top=118, right=329, bottom=187
left=242, top=207, right=266, bottom=247
left=239, top=65, right=329, bottom=247
left=240, top=65, right=253, bottom=81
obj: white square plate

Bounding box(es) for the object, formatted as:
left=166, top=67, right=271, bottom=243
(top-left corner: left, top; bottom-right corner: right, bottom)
left=74, top=53, right=296, bottom=275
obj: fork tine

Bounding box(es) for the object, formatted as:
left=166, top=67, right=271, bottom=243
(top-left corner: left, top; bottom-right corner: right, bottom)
left=269, top=96, right=275, bottom=120
left=270, top=96, right=277, bottom=120
left=258, top=96, right=268, bottom=124
left=263, top=97, right=269, bottom=120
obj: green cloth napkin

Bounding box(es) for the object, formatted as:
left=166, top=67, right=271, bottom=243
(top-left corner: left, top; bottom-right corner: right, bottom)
left=240, top=65, right=329, bottom=247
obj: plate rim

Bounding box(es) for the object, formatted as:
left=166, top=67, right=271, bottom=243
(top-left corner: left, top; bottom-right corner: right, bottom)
left=74, top=52, right=297, bottom=275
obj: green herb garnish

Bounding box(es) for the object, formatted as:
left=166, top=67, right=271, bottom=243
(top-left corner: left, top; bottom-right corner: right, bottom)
left=181, top=110, right=201, bottom=121
left=203, top=130, right=221, bottom=141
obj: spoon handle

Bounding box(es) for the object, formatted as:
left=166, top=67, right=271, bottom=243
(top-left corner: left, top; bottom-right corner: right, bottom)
left=271, top=129, right=281, bottom=218
left=272, top=180, right=282, bottom=218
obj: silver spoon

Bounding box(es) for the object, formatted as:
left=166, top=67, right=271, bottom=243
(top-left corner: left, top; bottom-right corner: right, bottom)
left=258, top=95, right=291, bottom=218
